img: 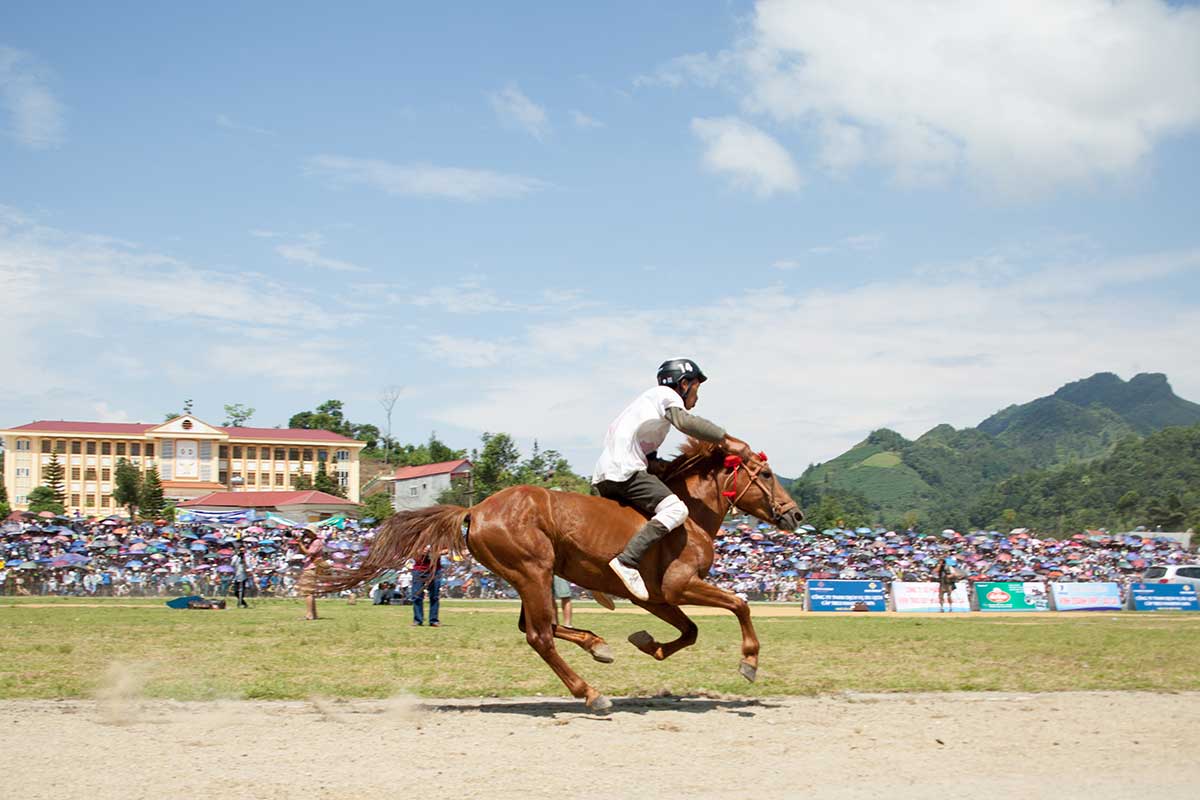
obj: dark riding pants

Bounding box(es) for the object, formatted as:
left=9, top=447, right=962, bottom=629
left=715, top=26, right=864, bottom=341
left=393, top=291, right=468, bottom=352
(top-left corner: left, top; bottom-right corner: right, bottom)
left=594, top=471, right=675, bottom=567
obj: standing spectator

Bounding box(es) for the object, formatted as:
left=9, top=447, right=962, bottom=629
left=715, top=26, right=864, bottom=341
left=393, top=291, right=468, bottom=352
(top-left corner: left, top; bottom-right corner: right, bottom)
left=411, top=548, right=443, bottom=627
left=297, top=530, right=328, bottom=621
left=552, top=575, right=574, bottom=627
left=232, top=546, right=250, bottom=608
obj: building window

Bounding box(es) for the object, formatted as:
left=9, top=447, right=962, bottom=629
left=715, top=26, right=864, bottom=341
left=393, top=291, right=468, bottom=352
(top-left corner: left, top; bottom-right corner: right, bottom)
left=409, top=487, right=418, bottom=497
left=86, top=441, right=96, bottom=455
left=338, top=471, right=349, bottom=488
left=232, top=446, right=242, bottom=459
left=219, top=471, right=228, bottom=484
left=41, top=440, right=51, bottom=453
left=130, top=443, right=141, bottom=456
left=101, top=442, right=112, bottom=455
left=101, top=495, right=111, bottom=508
left=15, top=468, right=30, bottom=477
left=71, top=467, right=81, bottom=480
left=181, top=419, right=193, bottom=430
left=84, top=468, right=97, bottom=481
left=100, top=468, right=111, bottom=481
left=145, top=444, right=154, bottom=457
left=71, top=494, right=81, bottom=506
left=336, top=449, right=350, bottom=461
left=275, top=473, right=285, bottom=486
left=274, top=448, right=285, bottom=461
left=55, top=440, right=66, bottom=454
left=15, top=439, right=30, bottom=451
left=288, top=448, right=300, bottom=461
left=219, top=445, right=229, bottom=458
left=302, top=449, right=313, bottom=462
left=84, top=495, right=95, bottom=507
left=116, top=442, right=126, bottom=456
left=317, top=449, right=328, bottom=462
left=71, top=441, right=82, bottom=455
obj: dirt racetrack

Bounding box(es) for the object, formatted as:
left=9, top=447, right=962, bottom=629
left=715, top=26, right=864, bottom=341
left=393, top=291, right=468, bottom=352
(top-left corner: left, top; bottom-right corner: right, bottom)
left=5, top=691, right=1196, bottom=799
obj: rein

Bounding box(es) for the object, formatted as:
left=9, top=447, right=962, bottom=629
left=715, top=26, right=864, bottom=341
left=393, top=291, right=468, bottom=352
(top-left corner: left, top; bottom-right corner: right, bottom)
left=719, top=452, right=798, bottom=526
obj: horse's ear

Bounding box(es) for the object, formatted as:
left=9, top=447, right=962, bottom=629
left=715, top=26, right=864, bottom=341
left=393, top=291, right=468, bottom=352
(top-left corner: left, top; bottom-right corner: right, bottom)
left=724, top=455, right=743, bottom=469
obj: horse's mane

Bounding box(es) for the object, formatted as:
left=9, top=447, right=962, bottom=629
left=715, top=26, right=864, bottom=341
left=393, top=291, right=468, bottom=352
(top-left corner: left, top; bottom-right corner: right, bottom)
left=660, top=438, right=727, bottom=482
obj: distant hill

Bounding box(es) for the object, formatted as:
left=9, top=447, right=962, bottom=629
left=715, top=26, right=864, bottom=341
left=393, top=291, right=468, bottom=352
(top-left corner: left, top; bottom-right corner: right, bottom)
left=793, top=372, right=1200, bottom=532
left=969, top=423, right=1200, bottom=533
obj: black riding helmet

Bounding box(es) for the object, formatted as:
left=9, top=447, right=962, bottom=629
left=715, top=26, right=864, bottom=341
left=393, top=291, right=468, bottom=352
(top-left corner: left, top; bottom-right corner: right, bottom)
left=657, top=358, right=707, bottom=390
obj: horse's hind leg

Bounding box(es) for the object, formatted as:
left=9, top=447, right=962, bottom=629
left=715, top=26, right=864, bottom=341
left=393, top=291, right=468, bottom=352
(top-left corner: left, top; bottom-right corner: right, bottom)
left=519, top=604, right=615, bottom=663
left=627, top=602, right=698, bottom=661
left=676, top=578, right=761, bottom=682
left=514, top=581, right=612, bottom=711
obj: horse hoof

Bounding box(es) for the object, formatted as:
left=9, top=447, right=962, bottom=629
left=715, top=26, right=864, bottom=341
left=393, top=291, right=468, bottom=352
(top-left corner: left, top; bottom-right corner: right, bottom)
left=588, top=694, right=613, bottom=713
left=627, top=630, right=655, bottom=654
left=591, top=642, right=615, bottom=663
left=739, top=660, right=757, bottom=683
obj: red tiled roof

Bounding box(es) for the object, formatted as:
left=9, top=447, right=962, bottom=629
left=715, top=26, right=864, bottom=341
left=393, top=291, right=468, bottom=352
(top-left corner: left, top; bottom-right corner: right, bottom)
left=393, top=459, right=472, bottom=480
left=179, top=490, right=355, bottom=507
left=4, top=420, right=361, bottom=444
left=5, top=421, right=155, bottom=434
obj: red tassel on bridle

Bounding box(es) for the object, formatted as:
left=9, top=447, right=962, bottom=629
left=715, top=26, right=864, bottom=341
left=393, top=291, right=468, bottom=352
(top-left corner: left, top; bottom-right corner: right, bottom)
left=722, top=452, right=769, bottom=500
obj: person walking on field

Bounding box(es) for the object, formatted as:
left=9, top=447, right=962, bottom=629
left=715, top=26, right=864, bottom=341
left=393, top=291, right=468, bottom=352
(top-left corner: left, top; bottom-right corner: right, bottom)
left=232, top=545, right=251, bottom=608
left=411, top=548, right=443, bottom=627
left=592, top=358, right=755, bottom=601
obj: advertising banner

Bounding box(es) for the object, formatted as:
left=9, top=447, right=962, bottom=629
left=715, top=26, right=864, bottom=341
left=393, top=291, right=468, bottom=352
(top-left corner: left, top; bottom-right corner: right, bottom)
left=974, top=581, right=1049, bottom=611
left=1050, top=582, right=1122, bottom=611
left=1128, top=583, right=1200, bottom=611
left=892, top=581, right=971, bottom=612
left=806, top=579, right=888, bottom=612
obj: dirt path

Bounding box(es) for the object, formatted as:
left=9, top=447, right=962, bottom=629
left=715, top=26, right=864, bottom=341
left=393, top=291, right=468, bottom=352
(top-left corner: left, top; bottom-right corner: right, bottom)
left=4, top=692, right=1196, bottom=799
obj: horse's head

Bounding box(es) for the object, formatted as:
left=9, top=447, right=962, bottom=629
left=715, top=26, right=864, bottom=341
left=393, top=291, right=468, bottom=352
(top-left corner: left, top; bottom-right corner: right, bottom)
left=719, top=450, right=805, bottom=532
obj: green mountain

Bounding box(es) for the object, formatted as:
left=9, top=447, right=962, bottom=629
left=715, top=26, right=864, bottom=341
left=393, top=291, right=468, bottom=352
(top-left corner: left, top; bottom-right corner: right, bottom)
left=793, top=372, right=1200, bottom=532
left=969, top=424, right=1200, bottom=533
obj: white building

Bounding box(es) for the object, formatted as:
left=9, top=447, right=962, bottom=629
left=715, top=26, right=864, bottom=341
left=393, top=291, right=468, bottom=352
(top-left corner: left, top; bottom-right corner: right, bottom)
left=376, top=459, right=473, bottom=511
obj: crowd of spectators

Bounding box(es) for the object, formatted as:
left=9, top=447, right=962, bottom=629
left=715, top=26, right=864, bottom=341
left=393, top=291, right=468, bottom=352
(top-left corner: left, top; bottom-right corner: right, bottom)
left=1, top=510, right=1192, bottom=602
left=707, top=517, right=1196, bottom=601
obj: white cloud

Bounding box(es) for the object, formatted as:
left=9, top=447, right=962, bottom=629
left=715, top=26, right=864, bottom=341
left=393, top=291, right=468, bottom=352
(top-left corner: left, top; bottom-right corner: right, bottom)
left=408, top=279, right=518, bottom=314
left=425, top=334, right=509, bottom=368
left=216, top=113, right=276, bottom=136
left=273, top=233, right=367, bottom=273
left=426, top=246, right=1200, bottom=476
left=305, top=155, right=547, bottom=201
left=690, top=116, right=801, bottom=196
left=0, top=46, right=65, bottom=149
left=654, top=0, right=1200, bottom=193
left=488, top=84, right=549, bottom=140
left=570, top=110, right=603, bottom=129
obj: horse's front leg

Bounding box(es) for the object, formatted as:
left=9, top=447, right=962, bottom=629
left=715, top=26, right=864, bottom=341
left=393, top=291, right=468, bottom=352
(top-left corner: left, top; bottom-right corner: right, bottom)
left=627, top=601, right=698, bottom=661
left=675, top=577, right=760, bottom=683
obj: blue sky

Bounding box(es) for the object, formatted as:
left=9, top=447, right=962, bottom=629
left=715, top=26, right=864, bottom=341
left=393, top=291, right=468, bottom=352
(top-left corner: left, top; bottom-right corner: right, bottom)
left=3, top=0, right=1199, bottom=476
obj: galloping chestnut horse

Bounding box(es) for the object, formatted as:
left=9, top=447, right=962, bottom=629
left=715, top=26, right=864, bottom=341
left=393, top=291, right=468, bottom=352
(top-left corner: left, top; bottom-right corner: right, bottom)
left=319, top=439, right=804, bottom=711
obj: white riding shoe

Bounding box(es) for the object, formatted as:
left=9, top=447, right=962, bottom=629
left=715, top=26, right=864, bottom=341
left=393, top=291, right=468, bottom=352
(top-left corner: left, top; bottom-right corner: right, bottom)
left=608, top=557, right=649, bottom=601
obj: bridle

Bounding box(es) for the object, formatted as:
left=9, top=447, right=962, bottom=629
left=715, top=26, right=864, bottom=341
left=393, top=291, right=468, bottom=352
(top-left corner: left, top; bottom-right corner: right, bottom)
left=720, top=452, right=800, bottom=527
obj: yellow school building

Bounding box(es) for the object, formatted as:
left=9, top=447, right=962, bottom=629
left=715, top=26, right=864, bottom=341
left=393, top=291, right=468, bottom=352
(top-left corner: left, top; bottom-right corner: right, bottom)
left=1, top=415, right=365, bottom=515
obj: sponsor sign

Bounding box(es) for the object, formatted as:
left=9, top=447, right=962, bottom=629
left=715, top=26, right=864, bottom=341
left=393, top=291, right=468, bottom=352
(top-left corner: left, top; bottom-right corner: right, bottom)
left=1128, top=583, right=1200, bottom=611
left=1050, top=582, right=1121, bottom=612
left=974, top=581, right=1049, bottom=611
left=806, top=579, right=888, bottom=612
left=893, top=581, right=971, bottom=612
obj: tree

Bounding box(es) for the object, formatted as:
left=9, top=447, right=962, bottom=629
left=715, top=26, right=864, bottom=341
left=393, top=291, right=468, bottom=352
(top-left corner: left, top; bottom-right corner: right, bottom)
left=164, top=399, right=194, bottom=421
left=222, top=403, right=255, bottom=427
left=289, top=399, right=380, bottom=449
left=472, top=432, right=521, bottom=500
left=42, top=452, right=66, bottom=504
left=313, top=459, right=343, bottom=497
left=0, top=468, right=8, bottom=519
left=378, top=386, right=405, bottom=463
left=26, top=486, right=64, bottom=515
left=113, top=458, right=143, bottom=519
left=140, top=467, right=165, bottom=518
left=360, top=491, right=395, bottom=523
left=291, top=473, right=315, bottom=491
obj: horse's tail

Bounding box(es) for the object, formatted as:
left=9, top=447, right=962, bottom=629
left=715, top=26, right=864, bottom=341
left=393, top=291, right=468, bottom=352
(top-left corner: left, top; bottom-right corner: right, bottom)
left=316, top=504, right=470, bottom=594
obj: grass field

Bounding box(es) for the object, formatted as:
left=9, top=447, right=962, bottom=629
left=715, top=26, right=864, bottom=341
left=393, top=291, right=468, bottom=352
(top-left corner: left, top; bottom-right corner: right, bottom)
left=2, top=597, right=1198, bottom=700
